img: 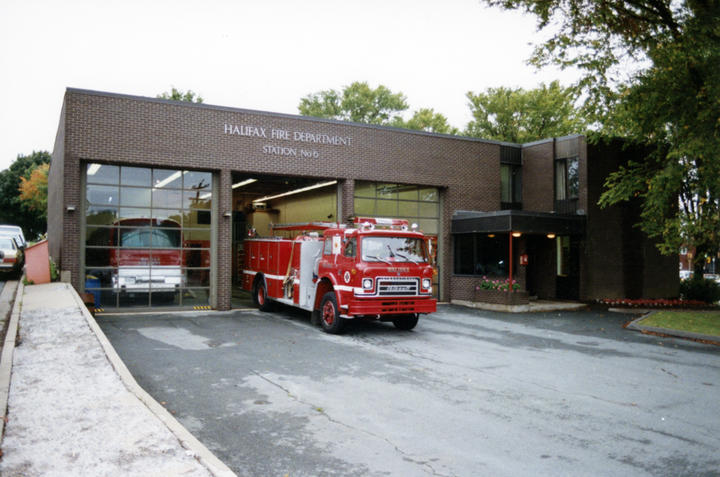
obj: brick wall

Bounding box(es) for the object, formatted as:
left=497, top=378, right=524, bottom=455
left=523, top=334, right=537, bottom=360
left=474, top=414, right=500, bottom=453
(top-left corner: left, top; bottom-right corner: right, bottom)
left=48, top=102, right=66, bottom=269
left=521, top=140, right=554, bottom=212
left=584, top=139, right=678, bottom=300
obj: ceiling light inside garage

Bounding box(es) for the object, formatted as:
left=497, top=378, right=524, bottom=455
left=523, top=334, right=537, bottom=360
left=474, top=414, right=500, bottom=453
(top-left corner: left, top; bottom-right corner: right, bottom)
left=232, top=178, right=257, bottom=189
left=253, top=180, right=337, bottom=203
left=153, top=171, right=185, bottom=189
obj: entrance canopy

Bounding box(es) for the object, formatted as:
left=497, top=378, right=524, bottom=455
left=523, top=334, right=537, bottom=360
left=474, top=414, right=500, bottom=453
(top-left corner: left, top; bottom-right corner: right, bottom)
left=451, top=210, right=585, bottom=235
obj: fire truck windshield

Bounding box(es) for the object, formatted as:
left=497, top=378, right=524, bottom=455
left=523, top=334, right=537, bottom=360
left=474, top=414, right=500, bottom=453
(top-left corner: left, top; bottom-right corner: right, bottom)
left=361, top=236, right=428, bottom=264
left=120, top=228, right=181, bottom=248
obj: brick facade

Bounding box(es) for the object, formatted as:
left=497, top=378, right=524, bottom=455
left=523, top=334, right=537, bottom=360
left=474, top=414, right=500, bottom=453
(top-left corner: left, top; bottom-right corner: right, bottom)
left=49, top=88, right=678, bottom=310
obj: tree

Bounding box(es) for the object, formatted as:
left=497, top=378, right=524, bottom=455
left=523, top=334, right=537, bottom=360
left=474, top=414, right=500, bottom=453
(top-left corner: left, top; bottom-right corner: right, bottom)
left=300, top=82, right=460, bottom=134
left=393, top=108, right=459, bottom=135
left=482, top=0, right=720, bottom=274
left=464, top=81, right=585, bottom=143
left=19, top=163, right=49, bottom=215
left=157, top=87, right=203, bottom=103
left=0, top=151, right=51, bottom=239
left=598, top=25, right=720, bottom=276
left=299, top=82, right=408, bottom=125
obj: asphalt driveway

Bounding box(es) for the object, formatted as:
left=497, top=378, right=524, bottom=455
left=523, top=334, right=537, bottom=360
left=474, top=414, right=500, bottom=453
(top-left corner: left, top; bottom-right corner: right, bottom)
left=97, top=305, right=720, bottom=477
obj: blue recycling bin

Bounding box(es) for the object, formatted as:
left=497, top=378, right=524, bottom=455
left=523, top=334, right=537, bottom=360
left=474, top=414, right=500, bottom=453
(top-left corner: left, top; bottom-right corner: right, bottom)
left=85, top=275, right=101, bottom=307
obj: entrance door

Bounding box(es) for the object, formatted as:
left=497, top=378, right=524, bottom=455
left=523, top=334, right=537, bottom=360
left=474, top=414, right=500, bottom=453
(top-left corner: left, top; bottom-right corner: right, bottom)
left=556, top=235, right=580, bottom=300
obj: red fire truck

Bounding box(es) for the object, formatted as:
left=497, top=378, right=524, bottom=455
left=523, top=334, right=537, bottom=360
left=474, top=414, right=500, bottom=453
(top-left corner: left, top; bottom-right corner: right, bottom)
left=241, top=217, right=436, bottom=333
left=109, top=218, right=184, bottom=298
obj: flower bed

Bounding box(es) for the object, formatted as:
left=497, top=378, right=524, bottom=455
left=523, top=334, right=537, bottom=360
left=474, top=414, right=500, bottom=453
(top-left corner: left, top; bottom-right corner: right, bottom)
left=473, top=278, right=528, bottom=306
left=476, top=277, right=520, bottom=292
left=596, top=298, right=711, bottom=308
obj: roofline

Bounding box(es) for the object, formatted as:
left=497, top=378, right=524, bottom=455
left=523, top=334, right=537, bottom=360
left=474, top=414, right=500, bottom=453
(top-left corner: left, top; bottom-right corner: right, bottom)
left=64, top=87, right=524, bottom=147
left=521, top=134, right=585, bottom=148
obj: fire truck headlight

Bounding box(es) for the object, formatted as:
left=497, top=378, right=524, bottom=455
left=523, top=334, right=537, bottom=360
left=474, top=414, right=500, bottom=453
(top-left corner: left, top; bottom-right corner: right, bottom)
left=422, top=278, right=432, bottom=289
left=362, top=278, right=373, bottom=290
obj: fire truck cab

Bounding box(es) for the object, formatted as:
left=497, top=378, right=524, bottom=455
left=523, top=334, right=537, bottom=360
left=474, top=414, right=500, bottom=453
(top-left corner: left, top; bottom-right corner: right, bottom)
left=242, top=217, right=436, bottom=334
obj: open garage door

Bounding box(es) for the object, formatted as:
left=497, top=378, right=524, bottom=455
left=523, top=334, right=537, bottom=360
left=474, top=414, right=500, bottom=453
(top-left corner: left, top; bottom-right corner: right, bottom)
left=230, top=173, right=339, bottom=307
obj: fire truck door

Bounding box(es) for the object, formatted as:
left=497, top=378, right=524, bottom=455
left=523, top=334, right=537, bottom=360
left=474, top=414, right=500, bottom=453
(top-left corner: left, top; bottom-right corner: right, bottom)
left=336, top=237, right=357, bottom=292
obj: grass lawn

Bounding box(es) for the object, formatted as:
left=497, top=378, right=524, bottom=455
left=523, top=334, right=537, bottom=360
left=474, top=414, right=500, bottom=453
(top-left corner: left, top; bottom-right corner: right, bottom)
left=639, top=310, right=720, bottom=337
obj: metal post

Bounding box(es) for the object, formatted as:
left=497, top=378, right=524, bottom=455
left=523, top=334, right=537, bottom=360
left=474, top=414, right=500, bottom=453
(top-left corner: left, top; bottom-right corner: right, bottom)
left=509, top=232, right=513, bottom=293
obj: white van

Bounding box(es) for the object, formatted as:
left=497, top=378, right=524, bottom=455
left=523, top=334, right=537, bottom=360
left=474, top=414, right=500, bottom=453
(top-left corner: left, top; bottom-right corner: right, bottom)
left=0, top=225, right=26, bottom=249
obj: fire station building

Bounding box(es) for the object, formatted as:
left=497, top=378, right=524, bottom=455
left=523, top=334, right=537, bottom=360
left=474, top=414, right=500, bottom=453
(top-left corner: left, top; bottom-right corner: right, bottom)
left=48, top=88, right=678, bottom=311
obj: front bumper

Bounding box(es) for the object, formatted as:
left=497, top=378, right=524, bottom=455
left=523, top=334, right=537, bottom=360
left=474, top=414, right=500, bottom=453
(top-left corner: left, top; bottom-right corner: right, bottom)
left=112, top=267, right=183, bottom=293
left=344, top=296, right=436, bottom=317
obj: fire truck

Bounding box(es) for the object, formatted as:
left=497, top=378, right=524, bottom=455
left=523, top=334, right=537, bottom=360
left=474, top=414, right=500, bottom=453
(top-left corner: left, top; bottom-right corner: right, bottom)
left=109, top=218, right=185, bottom=298
left=241, top=217, right=437, bottom=333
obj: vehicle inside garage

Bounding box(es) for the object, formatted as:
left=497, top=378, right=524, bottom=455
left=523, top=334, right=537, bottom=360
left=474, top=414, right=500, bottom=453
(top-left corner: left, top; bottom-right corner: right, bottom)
left=230, top=173, right=339, bottom=308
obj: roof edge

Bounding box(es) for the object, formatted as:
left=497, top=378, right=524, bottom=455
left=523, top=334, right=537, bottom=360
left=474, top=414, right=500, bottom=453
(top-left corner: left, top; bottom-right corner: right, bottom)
left=64, top=87, right=522, bottom=147
left=521, top=134, right=585, bottom=148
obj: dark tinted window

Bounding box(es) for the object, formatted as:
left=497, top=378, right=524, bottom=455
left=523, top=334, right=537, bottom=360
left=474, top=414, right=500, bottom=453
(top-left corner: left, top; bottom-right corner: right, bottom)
left=453, top=234, right=509, bottom=276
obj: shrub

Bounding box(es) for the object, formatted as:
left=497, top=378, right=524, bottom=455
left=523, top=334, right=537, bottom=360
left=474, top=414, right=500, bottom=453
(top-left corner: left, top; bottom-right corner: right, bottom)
left=49, top=257, right=59, bottom=281
left=679, top=278, right=720, bottom=304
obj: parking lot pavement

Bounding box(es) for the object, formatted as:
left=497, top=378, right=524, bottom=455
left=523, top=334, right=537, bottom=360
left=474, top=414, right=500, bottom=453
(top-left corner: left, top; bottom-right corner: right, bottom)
left=97, top=305, right=720, bottom=477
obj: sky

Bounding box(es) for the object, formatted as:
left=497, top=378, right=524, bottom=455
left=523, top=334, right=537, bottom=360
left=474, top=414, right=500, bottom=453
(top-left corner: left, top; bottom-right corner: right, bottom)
left=0, top=0, right=579, bottom=172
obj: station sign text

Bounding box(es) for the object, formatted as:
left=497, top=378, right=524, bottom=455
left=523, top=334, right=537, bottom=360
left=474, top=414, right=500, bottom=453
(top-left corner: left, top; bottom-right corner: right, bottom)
left=224, top=123, right=352, bottom=159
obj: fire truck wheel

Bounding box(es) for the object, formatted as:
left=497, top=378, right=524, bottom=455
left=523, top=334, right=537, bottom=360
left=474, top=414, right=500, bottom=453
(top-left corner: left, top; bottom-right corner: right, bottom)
left=255, top=280, right=273, bottom=312
left=392, top=314, right=419, bottom=331
left=319, top=291, right=344, bottom=334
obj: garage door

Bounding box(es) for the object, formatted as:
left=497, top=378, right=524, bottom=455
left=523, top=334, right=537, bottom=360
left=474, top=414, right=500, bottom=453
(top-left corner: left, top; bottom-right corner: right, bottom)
left=83, top=164, right=212, bottom=309
left=353, top=182, right=440, bottom=296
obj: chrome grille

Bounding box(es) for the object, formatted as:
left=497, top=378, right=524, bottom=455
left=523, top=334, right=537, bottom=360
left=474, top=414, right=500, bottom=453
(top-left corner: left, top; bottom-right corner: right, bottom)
left=376, top=277, right=419, bottom=296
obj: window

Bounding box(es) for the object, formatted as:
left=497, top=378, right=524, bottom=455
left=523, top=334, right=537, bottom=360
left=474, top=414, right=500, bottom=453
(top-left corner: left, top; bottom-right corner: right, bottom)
left=557, top=236, right=570, bottom=276
left=453, top=234, right=475, bottom=275
left=354, top=182, right=439, bottom=235
left=0, top=238, right=15, bottom=250
left=119, top=228, right=181, bottom=248
left=555, top=157, right=579, bottom=200
left=361, top=236, right=428, bottom=263
left=453, top=234, right=509, bottom=277
left=501, top=164, right=522, bottom=208
left=344, top=237, right=356, bottom=258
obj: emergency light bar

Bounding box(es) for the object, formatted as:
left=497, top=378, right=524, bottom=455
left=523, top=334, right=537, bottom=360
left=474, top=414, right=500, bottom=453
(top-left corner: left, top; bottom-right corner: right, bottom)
left=353, top=217, right=418, bottom=231
left=354, top=217, right=408, bottom=227
left=271, top=221, right=343, bottom=232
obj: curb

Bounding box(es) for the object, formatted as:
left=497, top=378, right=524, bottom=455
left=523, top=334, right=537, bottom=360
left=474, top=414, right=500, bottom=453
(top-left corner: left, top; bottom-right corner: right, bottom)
left=626, top=311, right=720, bottom=345
left=0, top=280, right=23, bottom=442
left=67, top=285, right=237, bottom=477
left=451, top=299, right=588, bottom=313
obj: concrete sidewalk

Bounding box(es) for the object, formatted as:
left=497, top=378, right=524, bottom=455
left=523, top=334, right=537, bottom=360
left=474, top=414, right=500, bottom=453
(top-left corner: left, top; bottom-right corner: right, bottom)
left=0, top=282, right=235, bottom=476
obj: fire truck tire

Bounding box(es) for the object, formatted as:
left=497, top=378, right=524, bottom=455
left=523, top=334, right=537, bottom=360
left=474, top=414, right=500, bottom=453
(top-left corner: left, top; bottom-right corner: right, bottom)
left=319, top=291, right=344, bottom=334
left=255, top=279, right=273, bottom=312
left=392, top=314, right=419, bottom=330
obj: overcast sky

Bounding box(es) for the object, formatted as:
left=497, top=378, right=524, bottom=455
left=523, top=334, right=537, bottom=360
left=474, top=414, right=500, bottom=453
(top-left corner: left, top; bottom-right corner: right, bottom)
left=0, top=0, right=579, bottom=172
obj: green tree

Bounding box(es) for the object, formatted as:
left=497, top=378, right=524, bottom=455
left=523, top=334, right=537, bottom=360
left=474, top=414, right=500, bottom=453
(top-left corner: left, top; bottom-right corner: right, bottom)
left=157, top=87, right=203, bottom=103
left=0, top=151, right=51, bottom=239
left=464, top=81, right=585, bottom=143
left=393, top=108, right=459, bottom=135
left=299, top=82, right=408, bottom=125
left=482, top=0, right=720, bottom=274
